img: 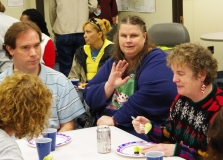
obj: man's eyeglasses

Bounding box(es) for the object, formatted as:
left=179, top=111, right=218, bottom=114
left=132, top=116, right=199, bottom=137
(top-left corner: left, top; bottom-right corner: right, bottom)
left=89, top=18, right=102, bottom=31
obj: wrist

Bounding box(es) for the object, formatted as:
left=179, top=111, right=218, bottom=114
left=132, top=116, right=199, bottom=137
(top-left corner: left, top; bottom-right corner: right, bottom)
left=112, top=116, right=118, bottom=126
left=105, top=81, right=116, bottom=89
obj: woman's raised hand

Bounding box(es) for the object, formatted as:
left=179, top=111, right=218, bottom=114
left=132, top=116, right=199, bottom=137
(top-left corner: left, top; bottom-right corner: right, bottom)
left=104, top=60, right=129, bottom=100
left=106, top=60, right=129, bottom=89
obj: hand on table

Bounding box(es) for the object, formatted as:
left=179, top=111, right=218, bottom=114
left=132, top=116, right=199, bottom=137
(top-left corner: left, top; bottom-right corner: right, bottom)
left=97, top=116, right=114, bottom=126
left=142, top=143, right=175, bottom=157
left=132, top=116, right=150, bottom=134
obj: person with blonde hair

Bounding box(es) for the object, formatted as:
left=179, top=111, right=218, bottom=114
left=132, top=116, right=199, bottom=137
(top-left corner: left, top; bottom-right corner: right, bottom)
left=0, top=73, right=52, bottom=159
left=68, top=18, right=114, bottom=83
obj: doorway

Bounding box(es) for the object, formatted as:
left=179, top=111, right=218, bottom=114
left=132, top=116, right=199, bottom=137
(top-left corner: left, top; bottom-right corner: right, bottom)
left=172, top=0, right=183, bottom=24
left=36, top=0, right=45, bottom=19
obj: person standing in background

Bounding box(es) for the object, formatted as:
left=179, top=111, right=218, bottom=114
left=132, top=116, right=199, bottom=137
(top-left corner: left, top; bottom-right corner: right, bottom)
left=1, top=1, right=56, bottom=71
left=0, top=1, right=17, bottom=73
left=20, top=9, right=56, bottom=69
left=49, top=0, right=98, bottom=77
left=89, top=0, right=118, bottom=41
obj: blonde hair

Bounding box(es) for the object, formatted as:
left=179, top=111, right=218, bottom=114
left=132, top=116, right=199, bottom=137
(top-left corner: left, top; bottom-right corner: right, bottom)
left=83, top=18, right=111, bottom=40
left=0, top=73, right=52, bottom=139
left=0, top=1, right=5, bottom=12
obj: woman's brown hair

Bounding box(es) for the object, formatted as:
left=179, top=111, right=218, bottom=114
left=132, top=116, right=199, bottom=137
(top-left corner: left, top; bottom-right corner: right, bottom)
left=112, top=15, right=156, bottom=77
left=205, top=109, right=223, bottom=160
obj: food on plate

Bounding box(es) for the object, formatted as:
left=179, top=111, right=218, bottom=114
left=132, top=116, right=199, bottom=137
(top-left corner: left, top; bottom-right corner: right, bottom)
left=134, top=146, right=142, bottom=154
left=138, top=147, right=142, bottom=154
left=43, top=154, right=53, bottom=160
left=80, top=83, right=87, bottom=89
left=134, top=146, right=139, bottom=154
left=144, top=123, right=152, bottom=134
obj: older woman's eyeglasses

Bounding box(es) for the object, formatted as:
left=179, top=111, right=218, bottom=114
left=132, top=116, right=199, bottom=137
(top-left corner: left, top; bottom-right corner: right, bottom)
left=89, top=18, right=102, bottom=31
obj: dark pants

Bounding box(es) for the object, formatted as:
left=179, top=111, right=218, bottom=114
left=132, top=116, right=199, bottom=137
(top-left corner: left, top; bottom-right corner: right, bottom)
left=56, top=33, right=85, bottom=77
left=106, top=24, right=117, bottom=42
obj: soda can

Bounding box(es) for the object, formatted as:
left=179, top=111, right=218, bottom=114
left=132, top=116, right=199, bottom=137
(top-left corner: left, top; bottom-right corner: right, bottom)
left=97, top=125, right=111, bottom=153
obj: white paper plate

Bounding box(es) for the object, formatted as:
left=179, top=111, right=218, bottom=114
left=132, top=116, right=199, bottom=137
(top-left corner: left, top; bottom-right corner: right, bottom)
left=27, top=133, right=71, bottom=147
left=116, top=141, right=154, bottom=157
left=78, top=86, right=85, bottom=90
left=116, top=141, right=186, bottom=159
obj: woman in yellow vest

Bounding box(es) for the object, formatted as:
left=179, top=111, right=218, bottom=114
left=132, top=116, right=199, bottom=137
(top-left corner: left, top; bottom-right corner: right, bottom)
left=68, top=18, right=114, bottom=84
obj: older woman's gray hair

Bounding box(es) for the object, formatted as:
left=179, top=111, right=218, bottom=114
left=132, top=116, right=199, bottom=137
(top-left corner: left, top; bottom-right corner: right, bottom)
left=167, top=43, right=218, bottom=85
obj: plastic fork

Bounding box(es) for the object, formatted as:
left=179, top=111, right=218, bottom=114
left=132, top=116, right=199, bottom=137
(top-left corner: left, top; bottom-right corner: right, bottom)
left=131, top=116, right=145, bottom=130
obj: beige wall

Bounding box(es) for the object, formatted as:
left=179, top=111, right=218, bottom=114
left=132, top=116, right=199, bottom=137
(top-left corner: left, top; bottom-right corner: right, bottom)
left=1, top=0, right=35, bottom=19
left=2, top=0, right=173, bottom=38
left=118, top=0, right=172, bottom=29
left=43, top=0, right=53, bottom=37
left=2, top=0, right=223, bottom=70
left=183, top=0, right=223, bottom=71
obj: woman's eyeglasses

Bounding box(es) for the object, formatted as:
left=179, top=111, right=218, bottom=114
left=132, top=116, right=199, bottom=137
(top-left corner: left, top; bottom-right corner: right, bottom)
left=89, top=18, right=102, bottom=31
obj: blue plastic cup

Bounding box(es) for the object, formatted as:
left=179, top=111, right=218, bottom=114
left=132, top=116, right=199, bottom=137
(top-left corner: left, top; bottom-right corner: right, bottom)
left=145, top=151, right=164, bottom=160
left=42, top=128, right=57, bottom=151
left=70, top=78, right=79, bottom=86
left=36, top=138, right=52, bottom=160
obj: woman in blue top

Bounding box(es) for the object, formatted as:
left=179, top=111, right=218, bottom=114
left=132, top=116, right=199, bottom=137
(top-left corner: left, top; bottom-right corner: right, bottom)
left=84, top=15, right=177, bottom=140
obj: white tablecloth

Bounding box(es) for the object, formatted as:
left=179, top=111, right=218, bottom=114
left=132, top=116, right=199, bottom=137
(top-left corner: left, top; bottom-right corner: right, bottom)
left=16, top=126, right=184, bottom=160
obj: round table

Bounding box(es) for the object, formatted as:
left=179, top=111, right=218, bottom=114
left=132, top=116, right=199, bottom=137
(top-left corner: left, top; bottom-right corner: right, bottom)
left=200, top=32, right=223, bottom=41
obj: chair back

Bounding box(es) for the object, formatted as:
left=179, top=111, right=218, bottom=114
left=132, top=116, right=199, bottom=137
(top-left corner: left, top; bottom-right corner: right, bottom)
left=148, top=23, right=190, bottom=47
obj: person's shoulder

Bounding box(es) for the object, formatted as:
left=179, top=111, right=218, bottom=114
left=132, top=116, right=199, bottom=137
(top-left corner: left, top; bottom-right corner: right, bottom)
left=0, top=13, right=19, bottom=23
left=104, top=43, right=114, bottom=53
left=0, top=69, right=11, bottom=82
left=41, top=33, right=51, bottom=41
left=42, top=65, right=68, bottom=81
left=0, top=129, right=18, bottom=147
left=104, top=39, right=114, bottom=44
left=0, top=130, right=24, bottom=160
left=105, top=57, right=115, bottom=64
left=76, top=45, right=85, bottom=54
left=143, top=48, right=167, bottom=61
left=0, top=129, right=7, bottom=138
left=149, top=48, right=167, bottom=56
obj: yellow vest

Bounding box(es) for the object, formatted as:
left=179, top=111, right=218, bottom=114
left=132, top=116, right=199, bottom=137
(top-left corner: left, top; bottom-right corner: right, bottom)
left=85, top=39, right=113, bottom=81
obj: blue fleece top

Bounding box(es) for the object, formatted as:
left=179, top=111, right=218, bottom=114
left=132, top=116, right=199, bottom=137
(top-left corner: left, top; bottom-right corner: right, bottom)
left=83, top=48, right=177, bottom=139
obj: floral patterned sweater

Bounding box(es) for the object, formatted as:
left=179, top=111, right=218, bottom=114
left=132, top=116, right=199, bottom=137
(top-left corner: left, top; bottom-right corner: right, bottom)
left=147, top=85, right=223, bottom=160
